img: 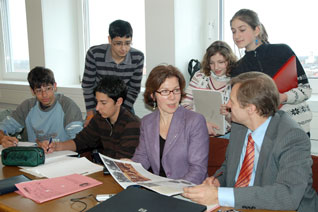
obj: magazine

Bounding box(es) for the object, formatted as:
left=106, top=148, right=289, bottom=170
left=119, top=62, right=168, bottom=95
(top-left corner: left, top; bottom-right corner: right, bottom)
left=99, top=154, right=195, bottom=196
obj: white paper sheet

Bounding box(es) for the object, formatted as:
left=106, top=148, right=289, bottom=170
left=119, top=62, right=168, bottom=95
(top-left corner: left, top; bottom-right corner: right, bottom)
left=20, top=157, right=103, bottom=178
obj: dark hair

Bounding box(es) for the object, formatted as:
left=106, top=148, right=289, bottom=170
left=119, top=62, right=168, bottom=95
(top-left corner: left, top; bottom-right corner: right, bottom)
left=109, top=20, right=133, bottom=39
left=144, top=65, right=186, bottom=107
left=27, top=66, right=56, bottom=90
left=230, top=72, right=279, bottom=117
left=201, top=41, right=237, bottom=77
left=231, top=9, right=269, bottom=44
left=94, top=75, right=127, bottom=103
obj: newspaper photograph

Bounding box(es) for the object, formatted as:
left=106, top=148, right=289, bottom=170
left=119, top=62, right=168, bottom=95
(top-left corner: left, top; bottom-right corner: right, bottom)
left=99, top=153, right=195, bottom=196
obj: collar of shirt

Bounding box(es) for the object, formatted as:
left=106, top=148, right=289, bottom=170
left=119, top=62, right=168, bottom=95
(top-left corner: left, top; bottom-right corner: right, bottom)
left=105, top=44, right=132, bottom=65
left=250, top=116, right=272, bottom=154
left=235, top=116, right=272, bottom=185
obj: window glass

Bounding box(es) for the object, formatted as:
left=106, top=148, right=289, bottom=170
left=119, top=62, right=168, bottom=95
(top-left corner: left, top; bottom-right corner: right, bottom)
left=223, top=0, right=318, bottom=82
left=86, top=0, right=146, bottom=74
left=0, top=0, right=29, bottom=73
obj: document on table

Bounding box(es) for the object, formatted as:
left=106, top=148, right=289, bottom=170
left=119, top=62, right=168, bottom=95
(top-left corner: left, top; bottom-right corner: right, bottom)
left=20, top=157, right=103, bottom=178
left=15, top=173, right=102, bottom=203
left=0, top=141, right=36, bottom=155
left=45, top=150, right=78, bottom=163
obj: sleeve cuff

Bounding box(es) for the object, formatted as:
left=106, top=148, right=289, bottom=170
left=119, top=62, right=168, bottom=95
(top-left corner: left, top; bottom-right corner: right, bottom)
left=218, top=187, right=235, bottom=207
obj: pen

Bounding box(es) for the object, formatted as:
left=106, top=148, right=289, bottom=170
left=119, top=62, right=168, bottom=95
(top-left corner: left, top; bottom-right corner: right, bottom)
left=212, top=171, right=223, bottom=184
left=47, top=137, right=52, bottom=152
left=214, top=171, right=223, bottom=178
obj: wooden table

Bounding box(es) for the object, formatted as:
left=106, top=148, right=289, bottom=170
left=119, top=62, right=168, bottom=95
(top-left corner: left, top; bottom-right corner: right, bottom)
left=0, top=162, right=295, bottom=212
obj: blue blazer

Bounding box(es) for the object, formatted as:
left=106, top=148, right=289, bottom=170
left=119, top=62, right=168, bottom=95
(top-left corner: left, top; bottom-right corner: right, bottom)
left=132, top=106, right=209, bottom=184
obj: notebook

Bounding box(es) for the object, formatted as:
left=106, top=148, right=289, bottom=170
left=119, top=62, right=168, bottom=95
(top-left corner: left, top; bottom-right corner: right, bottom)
left=273, top=55, right=297, bottom=93
left=87, top=186, right=207, bottom=212
left=0, top=174, right=31, bottom=195
left=192, top=89, right=226, bottom=135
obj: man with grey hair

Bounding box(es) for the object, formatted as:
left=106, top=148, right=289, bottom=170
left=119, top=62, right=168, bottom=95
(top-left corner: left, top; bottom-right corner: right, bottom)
left=183, top=72, right=318, bottom=211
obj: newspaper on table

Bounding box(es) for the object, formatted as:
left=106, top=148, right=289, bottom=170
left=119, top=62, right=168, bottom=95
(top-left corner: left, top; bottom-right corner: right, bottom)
left=99, top=153, right=196, bottom=196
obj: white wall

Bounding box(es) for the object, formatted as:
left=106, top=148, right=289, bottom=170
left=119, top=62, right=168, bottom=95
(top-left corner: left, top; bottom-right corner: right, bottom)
left=174, top=0, right=206, bottom=82
left=41, top=0, right=82, bottom=85
left=145, top=0, right=175, bottom=71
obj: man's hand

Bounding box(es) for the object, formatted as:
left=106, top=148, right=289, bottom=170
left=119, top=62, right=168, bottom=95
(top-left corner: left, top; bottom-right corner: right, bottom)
left=203, top=176, right=221, bottom=187
left=182, top=184, right=219, bottom=206
left=1, top=135, right=19, bottom=148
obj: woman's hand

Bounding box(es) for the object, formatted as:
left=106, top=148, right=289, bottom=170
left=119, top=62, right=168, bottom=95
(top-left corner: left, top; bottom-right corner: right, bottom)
left=120, top=158, right=133, bottom=162
left=206, top=122, right=219, bottom=136
left=279, top=93, right=288, bottom=104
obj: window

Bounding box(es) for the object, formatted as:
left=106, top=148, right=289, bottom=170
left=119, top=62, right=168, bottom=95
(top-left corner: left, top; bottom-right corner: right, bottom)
left=223, top=0, right=318, bottom=93
left=84, top=0, right=146, bottom=74
left=0, top=0, right=29, bottom=77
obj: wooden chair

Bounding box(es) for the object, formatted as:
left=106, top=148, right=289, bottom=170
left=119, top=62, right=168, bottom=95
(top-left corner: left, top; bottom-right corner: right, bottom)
left=311, top=155, right=318, bottom=192
left=208, top=137, right=229, bottom=176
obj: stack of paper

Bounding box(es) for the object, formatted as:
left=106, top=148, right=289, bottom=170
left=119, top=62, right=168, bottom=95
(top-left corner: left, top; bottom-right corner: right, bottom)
left=15, top=174, right=102, bottom=203
left=20, top=157, right=103, bottom=178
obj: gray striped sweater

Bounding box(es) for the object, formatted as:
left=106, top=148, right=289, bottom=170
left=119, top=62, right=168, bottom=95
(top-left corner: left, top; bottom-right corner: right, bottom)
left=82, top=44, right=144, bottom=111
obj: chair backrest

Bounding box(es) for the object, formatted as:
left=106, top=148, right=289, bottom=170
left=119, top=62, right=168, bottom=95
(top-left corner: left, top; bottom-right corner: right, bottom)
left=311, top=155, right=318, bottom=192
left=208, top=137, right=229, bottom=176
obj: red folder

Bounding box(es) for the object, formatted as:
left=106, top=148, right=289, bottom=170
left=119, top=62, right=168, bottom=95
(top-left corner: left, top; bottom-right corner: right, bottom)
left=273, top=55, right=298, bottom=93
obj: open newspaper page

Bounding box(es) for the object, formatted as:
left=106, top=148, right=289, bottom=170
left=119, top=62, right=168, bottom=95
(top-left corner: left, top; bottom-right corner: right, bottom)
left=99, top=153, right=195, bottom=196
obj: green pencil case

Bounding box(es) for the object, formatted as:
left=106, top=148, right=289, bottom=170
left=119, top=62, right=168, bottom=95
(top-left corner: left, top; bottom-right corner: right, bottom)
left=1, top=146, right=45, bottom=167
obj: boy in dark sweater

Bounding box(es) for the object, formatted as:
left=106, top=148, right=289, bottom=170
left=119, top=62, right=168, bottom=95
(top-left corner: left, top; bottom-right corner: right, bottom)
left=42, top=75, right=140, bottom=159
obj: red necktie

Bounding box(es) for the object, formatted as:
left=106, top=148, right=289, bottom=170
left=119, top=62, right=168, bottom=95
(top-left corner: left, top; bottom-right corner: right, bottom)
left=235, top=133, right=255, bottom=187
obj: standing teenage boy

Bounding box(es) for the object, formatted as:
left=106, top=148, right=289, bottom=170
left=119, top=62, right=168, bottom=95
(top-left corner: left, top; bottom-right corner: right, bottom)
left=0, top=67, right=83, bottom=148
left=82, top=19, right=144, bottom=126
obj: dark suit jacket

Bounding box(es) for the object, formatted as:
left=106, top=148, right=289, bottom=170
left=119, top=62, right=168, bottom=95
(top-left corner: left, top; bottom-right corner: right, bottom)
left=132, top=106, right=209, bottom=184
left=216, top=110, right=318, bottom=211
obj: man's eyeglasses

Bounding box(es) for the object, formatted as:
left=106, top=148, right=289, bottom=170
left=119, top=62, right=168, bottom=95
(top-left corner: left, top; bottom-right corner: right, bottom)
left=156, top=88, right=181, bottom=96
left=34, top=86, right=54, bottom=95
left=112, top=41, right=132, bottom=47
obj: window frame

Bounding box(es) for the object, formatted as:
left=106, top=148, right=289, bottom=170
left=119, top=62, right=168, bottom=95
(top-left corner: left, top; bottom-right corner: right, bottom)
left=221, top=0, right=318, bottom=94
left=0, top=0, right=29, bottom=81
